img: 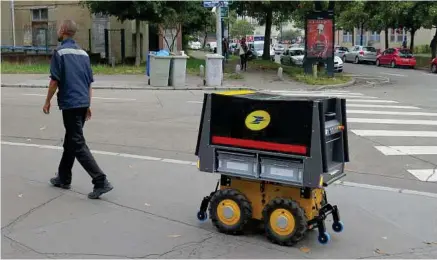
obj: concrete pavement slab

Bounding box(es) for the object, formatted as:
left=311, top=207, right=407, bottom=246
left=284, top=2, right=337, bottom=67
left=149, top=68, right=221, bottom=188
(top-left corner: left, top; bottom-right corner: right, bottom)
left=2, top=144, right=437, bottom=259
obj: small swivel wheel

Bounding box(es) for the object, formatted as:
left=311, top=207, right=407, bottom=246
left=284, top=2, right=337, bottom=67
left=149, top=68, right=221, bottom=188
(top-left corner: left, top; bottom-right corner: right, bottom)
left=197, top=211, right=208, bottom=222
left=332, top=221, right=344, bottom=233
left=318, top=232, right=331, bottom=244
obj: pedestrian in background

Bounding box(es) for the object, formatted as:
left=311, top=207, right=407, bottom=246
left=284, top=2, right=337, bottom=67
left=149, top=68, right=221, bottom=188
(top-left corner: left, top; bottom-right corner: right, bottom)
left=238, top=37, right=248, bottom=71
left=222, top=37, right=229, bottom=63
left=42, top=19, right=113, bottom=199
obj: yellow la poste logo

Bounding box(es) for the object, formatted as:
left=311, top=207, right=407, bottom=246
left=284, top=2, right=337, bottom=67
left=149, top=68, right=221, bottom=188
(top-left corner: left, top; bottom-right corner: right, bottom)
left=245, top=110, right=271, bottom=131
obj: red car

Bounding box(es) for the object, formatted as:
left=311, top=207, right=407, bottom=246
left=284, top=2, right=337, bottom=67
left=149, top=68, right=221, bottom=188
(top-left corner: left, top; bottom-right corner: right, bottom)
left=376, top=48, right=416, bottom=69
left=431, top=58, right=437, bottom=73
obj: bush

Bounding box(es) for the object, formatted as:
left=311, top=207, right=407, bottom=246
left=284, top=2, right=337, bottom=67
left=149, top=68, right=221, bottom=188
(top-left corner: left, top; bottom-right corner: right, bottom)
left=413, top=45, right=431, bottom=54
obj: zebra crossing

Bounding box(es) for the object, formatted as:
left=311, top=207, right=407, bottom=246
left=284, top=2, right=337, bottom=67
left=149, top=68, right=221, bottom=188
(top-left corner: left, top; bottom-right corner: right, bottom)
left=268, top=89, right=437, bottom=183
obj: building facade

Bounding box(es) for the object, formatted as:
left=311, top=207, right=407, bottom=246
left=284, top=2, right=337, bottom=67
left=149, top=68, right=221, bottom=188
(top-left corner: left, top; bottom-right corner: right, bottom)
left=1, top=0, right=151, bottom=63
left=335, top=27, right=436, bottom=50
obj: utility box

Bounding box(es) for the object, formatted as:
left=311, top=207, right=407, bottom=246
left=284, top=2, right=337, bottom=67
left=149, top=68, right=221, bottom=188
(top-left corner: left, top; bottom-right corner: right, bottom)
left=205, top=54, right=224, bottom=86
left=149, top=55, right=172, bottom=87
left=169, top=55, right=189, bottom=87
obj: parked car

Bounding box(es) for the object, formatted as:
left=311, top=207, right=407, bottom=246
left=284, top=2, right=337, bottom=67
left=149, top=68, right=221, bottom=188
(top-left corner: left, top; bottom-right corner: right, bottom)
left=205, top=42, right=217, bottom=52
left=274, top=44, right=285, bottom=55
left=344, top=45, right=377, bottom=64
left=280, top=47, right=305, bottom=66
left=376, top=48, right=416, bottom=69
left=335, top=46, right=349, bottom=61
left=188, top=41, right=201, bottom=50
left=249, top=41, right=275, bottom=60
left=431, top=57, right=437, bottom=73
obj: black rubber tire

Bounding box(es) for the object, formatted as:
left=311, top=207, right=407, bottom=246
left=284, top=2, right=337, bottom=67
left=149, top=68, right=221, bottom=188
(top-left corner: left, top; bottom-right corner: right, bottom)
left=262, top=198, right=308, bottom=246
left=209, top=188, right=252, bottom=235
left=354, top=56, right=360, bottom=64
left=432, top=64, right=437, bottom=73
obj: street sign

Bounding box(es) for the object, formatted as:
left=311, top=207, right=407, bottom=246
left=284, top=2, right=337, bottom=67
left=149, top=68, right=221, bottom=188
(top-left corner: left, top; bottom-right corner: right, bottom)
left=220, top=7, right=228, bottom=18
left=203, top=0, right=228, bottom=8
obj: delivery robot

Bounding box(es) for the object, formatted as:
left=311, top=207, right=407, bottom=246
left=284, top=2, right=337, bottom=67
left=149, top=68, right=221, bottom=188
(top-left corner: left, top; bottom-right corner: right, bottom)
left=195, top=90, right=349, bottom=246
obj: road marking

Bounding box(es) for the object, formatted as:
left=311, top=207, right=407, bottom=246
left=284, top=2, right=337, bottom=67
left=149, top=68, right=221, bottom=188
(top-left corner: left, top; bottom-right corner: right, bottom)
left=187, top=101, right=203, bottom=104
left=2, top=140, right=436, bottom=198
left=348, top=118, right=437, bottom=126
left=269, top=90, right=364, bottom=96
left=407, top=169, right=437, bottom=182
left=275, top=93, right=377, bottom=99
left=22, top=93, right=137, bottom=101
left=351, top=130, right=437, bottom=137
left=380, top=72, right=406, bottom=77
left=335, top=181, right=437, bottom=198
left=375, top=146, right=437, bottom=155
left=347, top=104, right=420, bottom=109
left=346, top=99, right=398, bottom=103
left=348, top=110, right=437, bottom=117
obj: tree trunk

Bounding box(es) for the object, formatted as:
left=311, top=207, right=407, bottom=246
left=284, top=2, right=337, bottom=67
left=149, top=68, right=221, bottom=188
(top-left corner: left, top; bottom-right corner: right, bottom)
left=431, top=28, right=437, bottom=59
left=409, top=29, right=416, bottom=51
left=352, top=32, right=354, bottom=46
left=135, top=19, right=141, bottom=67
left=360, top=23, right=364, bottom=46
left=262, top=9, right=273, bottom=60
left=384, top=27, right=389, bottom=49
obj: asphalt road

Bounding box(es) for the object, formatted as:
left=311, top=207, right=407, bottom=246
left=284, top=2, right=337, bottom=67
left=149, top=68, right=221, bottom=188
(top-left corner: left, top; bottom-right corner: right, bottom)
left=2, top=63, right=437, bottom=258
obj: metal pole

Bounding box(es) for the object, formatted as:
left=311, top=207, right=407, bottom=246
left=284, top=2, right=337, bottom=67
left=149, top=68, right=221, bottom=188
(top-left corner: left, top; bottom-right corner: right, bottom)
left=11, top=0, right=16, bottom=47
left=216, top=6, right=222, bottom=56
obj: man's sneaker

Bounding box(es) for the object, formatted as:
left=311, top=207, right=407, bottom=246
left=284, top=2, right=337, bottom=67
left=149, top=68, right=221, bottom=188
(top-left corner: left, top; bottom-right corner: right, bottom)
left=88, top=180, right=113, bottom=199
left=50, top=176, right=71, bottom=190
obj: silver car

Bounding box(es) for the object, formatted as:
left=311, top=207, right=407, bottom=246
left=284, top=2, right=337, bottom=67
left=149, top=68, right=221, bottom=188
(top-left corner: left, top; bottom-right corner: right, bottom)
left=335, top=46, right=349, bottom=61
left=344, top=45, right=377, bottom=64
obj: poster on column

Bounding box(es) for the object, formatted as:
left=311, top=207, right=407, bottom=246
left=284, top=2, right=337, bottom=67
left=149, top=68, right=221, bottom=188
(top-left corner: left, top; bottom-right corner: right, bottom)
left=306, top=18, right=333, bottom=59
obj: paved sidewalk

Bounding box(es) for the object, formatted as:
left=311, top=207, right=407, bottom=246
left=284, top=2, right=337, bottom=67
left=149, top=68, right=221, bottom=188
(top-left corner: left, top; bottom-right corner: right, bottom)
left=2, top=143, right=437, bottom=259
left=0, top=72, right=314, bottom=91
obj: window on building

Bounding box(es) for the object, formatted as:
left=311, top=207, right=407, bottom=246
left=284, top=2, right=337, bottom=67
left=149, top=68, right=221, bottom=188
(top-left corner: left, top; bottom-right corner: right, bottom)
left=370, top=31, right=380, bottom=42
left=342, top=31, right=352, bottom=43
left=32, top=8, right=48, bottom=21
left=390, top=28, right=405, bottom=43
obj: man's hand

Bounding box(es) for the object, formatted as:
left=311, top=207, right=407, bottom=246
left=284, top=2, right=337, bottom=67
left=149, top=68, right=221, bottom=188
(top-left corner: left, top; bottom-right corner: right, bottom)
left=86, top=108, right=92, bottom=121
left=43, top=101, right=51, bottom=114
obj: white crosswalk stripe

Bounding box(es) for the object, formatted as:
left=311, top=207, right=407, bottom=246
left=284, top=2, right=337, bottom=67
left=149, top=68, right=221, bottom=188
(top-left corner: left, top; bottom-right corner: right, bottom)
left=266, top=89, right=437, bottom=183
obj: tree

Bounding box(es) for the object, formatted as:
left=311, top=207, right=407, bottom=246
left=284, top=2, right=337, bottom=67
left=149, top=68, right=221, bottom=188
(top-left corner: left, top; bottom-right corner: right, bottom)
left=364, top=1, right=398, bottom=49
left=180, top=2, right=216, bottom=48
left=232, top=1, right=299, bottom=60
left=82, top=1, right=163, bottom=66
left=230, top=19, right=255, bottom=39
left=157, top=1, right=202, bottom=52
left=416, top=1, right=437, bottom=58
left=279, top=29, right=302, bottom=42
left=394, top=1, right=433, bottom=50
left=337, top=1, right=370, bottom=46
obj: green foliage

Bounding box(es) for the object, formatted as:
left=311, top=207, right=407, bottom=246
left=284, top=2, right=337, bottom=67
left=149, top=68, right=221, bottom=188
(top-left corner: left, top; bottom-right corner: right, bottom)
left=230, top=20, right=255, bottom=39
left=279, top=29, right=302, bottom=41
left=413, top=45, right=431, bottom=54
left=231, top=1, right=299, bottom=60
left=81, top=1, right=163, bottom=23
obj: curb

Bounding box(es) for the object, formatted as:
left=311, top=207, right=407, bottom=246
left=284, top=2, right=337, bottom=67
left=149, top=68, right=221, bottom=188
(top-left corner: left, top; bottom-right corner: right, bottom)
left=1, top=83, right=257, bottom=91
left=314, top=77, right=356, bottom=91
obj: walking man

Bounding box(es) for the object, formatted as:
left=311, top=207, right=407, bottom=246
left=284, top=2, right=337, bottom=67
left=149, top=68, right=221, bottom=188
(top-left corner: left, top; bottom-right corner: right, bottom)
left=43, top=19, right=113, bottom=199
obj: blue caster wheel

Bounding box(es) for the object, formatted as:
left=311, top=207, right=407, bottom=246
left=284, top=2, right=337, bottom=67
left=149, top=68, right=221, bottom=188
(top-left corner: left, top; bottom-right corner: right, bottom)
left=332, top=221, right=344, bottom=233
left=197, top=211, right=208, bottom=222
left=318, top=232, right=331, bottom=244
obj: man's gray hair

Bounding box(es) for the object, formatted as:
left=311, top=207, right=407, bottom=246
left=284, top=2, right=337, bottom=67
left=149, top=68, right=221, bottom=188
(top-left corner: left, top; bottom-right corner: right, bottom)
left=61, top=20, right=77, bottom=36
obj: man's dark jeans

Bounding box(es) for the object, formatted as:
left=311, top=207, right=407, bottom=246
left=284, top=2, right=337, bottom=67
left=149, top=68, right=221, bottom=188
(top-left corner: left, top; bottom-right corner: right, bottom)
left=58, top=107, right=106, bottom=188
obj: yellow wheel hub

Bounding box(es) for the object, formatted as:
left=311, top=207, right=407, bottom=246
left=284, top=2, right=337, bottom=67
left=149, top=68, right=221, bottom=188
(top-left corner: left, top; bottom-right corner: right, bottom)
left=217, top=199, right=241, bottom=226
left=269, top=208, right=295, bottom=236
